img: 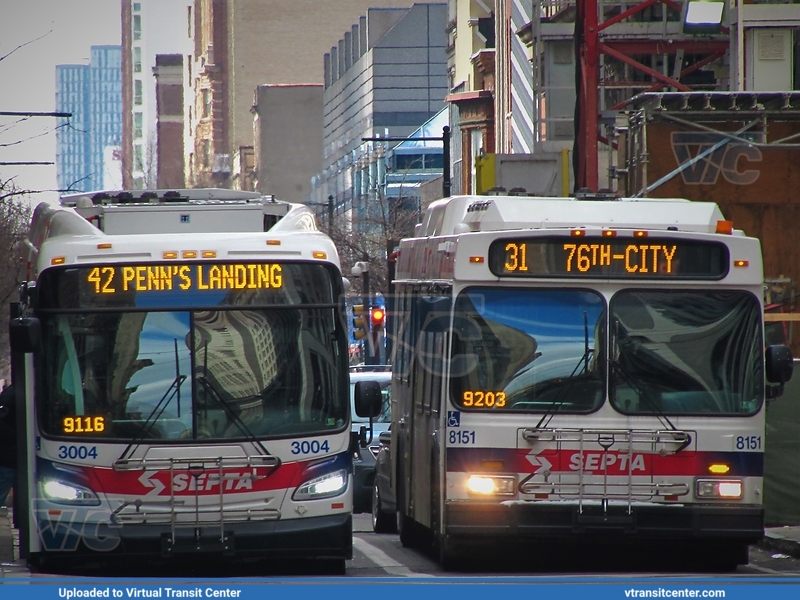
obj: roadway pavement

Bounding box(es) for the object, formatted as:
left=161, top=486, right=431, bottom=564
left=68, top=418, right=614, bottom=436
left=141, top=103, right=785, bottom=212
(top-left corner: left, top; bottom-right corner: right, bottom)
left=1, top=504, right=799, bottom=577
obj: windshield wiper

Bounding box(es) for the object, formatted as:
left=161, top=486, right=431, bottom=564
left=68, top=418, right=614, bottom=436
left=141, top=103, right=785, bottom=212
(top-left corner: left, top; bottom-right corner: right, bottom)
left=608, top=317, right=682, bottom=433
left=117, top=374, right=187, bottom=462
left=196, top=375, right=274, bottom=460
left=533, top=348, right=595, bottom=430
left=534, top=311, right=595, bottom=430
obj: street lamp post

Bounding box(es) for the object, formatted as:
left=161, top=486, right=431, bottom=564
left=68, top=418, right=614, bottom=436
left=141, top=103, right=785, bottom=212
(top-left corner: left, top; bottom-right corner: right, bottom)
left=306, top=195, right=335, bottom=230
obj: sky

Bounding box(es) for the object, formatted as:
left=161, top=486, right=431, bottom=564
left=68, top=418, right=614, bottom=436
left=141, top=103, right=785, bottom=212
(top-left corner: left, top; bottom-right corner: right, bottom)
left=0, top=1, right=120, bottom=207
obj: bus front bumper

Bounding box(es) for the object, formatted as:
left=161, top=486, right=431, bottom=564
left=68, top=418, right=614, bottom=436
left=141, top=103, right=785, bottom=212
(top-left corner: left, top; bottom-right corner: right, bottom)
left=445, top=501, right=764, bottom=543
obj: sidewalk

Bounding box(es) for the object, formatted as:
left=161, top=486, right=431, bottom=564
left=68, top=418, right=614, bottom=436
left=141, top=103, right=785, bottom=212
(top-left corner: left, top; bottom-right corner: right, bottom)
left=0, top=507, right=27, bottom=577
left=761, top=526, right=800, bottom=558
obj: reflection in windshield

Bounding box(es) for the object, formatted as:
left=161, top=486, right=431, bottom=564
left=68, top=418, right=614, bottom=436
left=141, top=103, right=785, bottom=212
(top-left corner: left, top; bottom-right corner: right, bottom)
left=450, top=288, right=605, bottom=413
left=610, top=290, right=762, bottom=415
left=38, top=267, right=347, bottom=441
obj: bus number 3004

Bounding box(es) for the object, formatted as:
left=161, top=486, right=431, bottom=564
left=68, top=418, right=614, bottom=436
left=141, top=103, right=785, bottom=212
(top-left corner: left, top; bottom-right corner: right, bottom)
left=58, top=445, right=99, bottom=460
left=291, top=440, right=331, bottom=455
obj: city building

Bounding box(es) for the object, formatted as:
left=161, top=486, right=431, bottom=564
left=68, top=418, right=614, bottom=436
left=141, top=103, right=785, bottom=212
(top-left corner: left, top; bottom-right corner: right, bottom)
left=55, top=46, right=122, bottom=193
left=309, top=3, right=448, bottom=239
left=187, top=0, right=413, bottom=192
left=121, top=0, right=192, bottom=190
left=252, top=84, right=324, bottom=204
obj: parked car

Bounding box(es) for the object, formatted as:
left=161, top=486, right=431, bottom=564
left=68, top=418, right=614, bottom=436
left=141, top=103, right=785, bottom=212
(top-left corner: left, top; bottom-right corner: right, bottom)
left=372, top=426, right=396, bottom=533
left=350, top=365, right=392, bottom=513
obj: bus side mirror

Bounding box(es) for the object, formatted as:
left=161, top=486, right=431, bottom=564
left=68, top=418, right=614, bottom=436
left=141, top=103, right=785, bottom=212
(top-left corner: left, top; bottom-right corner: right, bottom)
left=354, top=380, right=382, bottom=418
left=766, top=345, right=793, bottom=384
left=9, top=317, right=41, bottom=354
left=765, top=345, right=793, bottom=400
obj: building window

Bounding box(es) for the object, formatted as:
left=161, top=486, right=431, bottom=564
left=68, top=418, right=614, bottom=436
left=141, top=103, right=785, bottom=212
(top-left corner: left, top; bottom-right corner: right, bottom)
left=134, top=144, right=144, bottom=172
left=133, top=47, right=142, bottom=73
left=202, top=89, right=211, bottom=118
left=203, top=139, right=211, bottom=167
left=133, top=3, right=140, bottom=11
left=133, top=15, right=141, bottom=41
left=134, top=80, right=143, bottom=105
left=134, top=112, right=143, bottom=138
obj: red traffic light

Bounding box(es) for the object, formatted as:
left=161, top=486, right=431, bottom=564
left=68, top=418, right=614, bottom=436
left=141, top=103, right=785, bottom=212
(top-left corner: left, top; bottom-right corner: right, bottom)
left=370, top=307, right=385, bottom=330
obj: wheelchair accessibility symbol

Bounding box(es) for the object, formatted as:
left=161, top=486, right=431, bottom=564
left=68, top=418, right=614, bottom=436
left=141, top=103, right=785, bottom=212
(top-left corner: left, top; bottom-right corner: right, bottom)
left=447, top=411, right=460, bottom=427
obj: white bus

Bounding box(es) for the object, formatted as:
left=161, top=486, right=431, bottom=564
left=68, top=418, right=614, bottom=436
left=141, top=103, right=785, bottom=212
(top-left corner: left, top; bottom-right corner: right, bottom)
left=387, top=194, right=793, bottom=570
left=10, top=189, right=374, bottom=572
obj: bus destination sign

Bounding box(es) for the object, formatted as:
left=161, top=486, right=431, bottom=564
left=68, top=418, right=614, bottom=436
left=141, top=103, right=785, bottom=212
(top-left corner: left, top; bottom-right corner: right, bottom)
left=86, top=263, right=284, bottom=295
left=488, top=237, right=729, bottom=279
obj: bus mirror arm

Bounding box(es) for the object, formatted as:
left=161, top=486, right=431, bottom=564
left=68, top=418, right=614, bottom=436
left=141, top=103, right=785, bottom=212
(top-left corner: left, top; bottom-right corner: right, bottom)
left=358, top=424, right=373, bottom=447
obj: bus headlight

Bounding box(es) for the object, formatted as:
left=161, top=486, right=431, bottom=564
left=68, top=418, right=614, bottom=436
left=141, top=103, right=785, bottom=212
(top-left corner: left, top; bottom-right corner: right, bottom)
left=695, top=479, right=743, bottom=499
left=41, top=478, right=101, bottom=506
left=466, top=474, right=516, bottom=496
left=292, top=468, right=348, bottom=501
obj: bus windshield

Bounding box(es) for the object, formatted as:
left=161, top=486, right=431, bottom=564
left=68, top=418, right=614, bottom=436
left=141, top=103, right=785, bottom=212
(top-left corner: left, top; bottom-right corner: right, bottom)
left=449, top=287, right=606, bottom=413
left=36, top=263, right=347, bottom=441
left=609, top=290, right=763, bottom=416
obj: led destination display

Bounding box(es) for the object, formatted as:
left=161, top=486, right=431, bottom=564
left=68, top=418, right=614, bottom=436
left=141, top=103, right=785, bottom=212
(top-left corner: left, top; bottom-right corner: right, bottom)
left=86, top=263, right=284, bottom=294
left=37, top=262, right=335, bottom=310
left=488, top=237, right=729, bottom=279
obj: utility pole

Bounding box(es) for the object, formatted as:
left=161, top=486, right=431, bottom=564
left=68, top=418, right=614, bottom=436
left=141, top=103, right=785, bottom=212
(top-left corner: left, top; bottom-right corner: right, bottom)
left=351, top=260, right=372, bottom=364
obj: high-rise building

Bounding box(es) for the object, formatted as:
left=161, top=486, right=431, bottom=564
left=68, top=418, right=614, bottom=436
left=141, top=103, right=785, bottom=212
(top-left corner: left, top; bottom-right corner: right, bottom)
left=187, top=0, right=414, bottom=191
left=55, top=46, right=122, bottom=193
left=309, top=4, right=448, bottom=234
left=121, top=0, right=192, bottom=190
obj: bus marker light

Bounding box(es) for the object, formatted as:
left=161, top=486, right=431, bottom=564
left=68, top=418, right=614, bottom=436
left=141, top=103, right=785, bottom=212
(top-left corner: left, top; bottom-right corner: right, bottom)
left=182, top=251, right=198, bottom=259
left=733, top=260, right=749, bottom=268
left=708, top=463, right=730, bottom=475
left=534, top=493, right=549, bottom=499
left=162, top=251, right=178, bottom=259
left=633, top=230, right=648, bottom=238
left=469, top=256, right=484, bottom=263
left=602, top=230, right=617, bottom=237
left=570, top=229, right=586, bottom=237
left=664, top=495, right=679, bottom=502
left=313, top=251, right=327, bottom=259
left=266, top=240, right=281, bottom=246
left=202, top=251, right=217, bottom=258
left=51, top=257, right=66, bottom=265
left=97, top=243, right=112, bottom=249
left=716, top=220, right=733, bottom=234
left=331, top=502, right=345, bottom=510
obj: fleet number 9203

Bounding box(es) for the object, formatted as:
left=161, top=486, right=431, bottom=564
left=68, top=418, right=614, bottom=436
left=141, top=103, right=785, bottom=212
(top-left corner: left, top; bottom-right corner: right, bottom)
left=735, top=435, right=762, bottom=451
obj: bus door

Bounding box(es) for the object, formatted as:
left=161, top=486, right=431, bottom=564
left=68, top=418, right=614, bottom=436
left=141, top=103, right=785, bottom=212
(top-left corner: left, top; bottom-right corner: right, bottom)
left=409, top=296, right=450, bottom=529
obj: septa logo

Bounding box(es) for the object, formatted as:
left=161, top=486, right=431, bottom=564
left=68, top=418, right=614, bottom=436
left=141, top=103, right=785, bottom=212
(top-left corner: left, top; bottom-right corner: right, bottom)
left=138, top=470, right=256, bottom=496
left=569, top=451, right=646, bottom=473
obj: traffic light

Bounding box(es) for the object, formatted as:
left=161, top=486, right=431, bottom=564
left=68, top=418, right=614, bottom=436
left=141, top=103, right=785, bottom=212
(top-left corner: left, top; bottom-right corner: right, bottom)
left=353, top=304, right=368, bottom=340
left=370, top=307, right=385, bottom=331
